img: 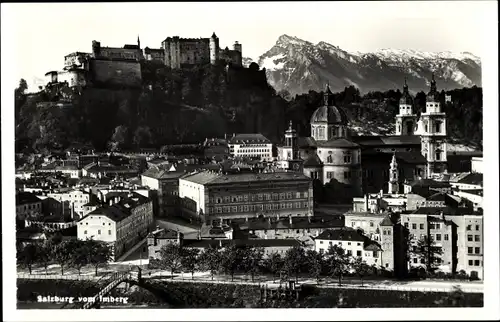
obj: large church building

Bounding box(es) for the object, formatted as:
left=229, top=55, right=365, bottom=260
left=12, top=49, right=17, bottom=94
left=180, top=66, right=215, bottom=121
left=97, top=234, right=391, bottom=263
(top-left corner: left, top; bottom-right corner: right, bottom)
left=277, top=76, right=447, bottom=198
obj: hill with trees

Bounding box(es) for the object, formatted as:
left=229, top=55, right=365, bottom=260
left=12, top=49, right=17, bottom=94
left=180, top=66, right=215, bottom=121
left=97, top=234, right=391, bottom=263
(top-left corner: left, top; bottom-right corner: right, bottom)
left=14, top=63, right=482, bottom=154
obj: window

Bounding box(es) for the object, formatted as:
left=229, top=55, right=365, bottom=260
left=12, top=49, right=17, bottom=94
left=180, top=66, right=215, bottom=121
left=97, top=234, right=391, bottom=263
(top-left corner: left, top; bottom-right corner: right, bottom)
left=436, top=234, right=441, bottom=241
left=348, top=242, right=351, bottom=245
left=429, top=223, right=435, bottom=229
left=84, top=230, right=87, bottom=234
left=98, top=230, right=101, bottom=235
left=357, top=243, right=361, bottom=246
left=357, top=250, right=362, bottom=256
left=327, top=172, right=333, bottom=179
left=435, top=152, right=441, bottom=161
left=420, top=223, right=424, bottom=230
left=474, top=260, right=480, bottom=266
left=320, top=241, right=323, bottom=244
left=344, top=156, right=352, bottom=163
left=347, top=250, right=352, bottom=256
left=413, top=258, right=418, bottom=263
left=475, top=235, right=480, bottom=242
left=370, top=222, right=374, bottom=227
left=387, top=230, right=391, bottom=236
left=108, top=230, right=111, bottom=235
left=412, top=223, right=417, bottom=229
left=466, top=225, right=471, bottom=231
left=468, top=260, right=473, bottom=266
left=404, top=223, right=409, bottom=228
left=444, top=234, right=449, bottom=241
left=344, top=171, right=351, bottom=179
left=475, top=247, right=480, bottom=254
left=468, top=247, right=473, bottom=254
left=467, top=235, right=473, bottom=241
left=475, top=225, right=480, bottom=231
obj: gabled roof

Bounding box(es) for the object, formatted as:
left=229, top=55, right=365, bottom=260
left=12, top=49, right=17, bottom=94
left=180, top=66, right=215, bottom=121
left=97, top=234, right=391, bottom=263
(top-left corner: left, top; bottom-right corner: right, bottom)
left=80, top=193, right=150, bottom=223
left=380, top=215, right=395, bottom=227
left=182, top=238, right=302, bottom=249
left=16, top=192, right=42, bottom=205
left=315, top=138, right=359, bottom=149
left=228, top=133, right=271, bottom=144
left=316, top=228, right=365, bottom=242
left=303, top=154, right=323, bottom=167
left=457, top=173, right=483, bottom=186
left=351, top=135, right=421, bottom=146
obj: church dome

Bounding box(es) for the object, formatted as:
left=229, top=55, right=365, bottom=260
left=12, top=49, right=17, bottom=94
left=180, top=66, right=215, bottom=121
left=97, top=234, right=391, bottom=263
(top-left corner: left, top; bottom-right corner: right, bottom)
left=426, top=73, right=440, bottom=102
left=310, top=84, right=348, bottom=125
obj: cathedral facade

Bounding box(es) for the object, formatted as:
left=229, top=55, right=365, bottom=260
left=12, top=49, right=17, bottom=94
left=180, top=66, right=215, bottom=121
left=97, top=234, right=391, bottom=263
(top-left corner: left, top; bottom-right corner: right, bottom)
left=277, top=78, right=447, bottom=198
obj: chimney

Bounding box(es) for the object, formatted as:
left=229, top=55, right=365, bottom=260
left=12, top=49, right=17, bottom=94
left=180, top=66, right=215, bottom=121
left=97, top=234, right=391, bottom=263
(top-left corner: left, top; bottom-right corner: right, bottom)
left=441, top=211, right=445, bottom=220
left=233, top=133, right=235, bottom=138
left=380, top=189, right=384, bottom=197
left=224, top=133, right=227, bottom=140
left=364, top=194, right=369, bottom=212
left=197, top=230, right=201, bottom=240
left=268, top=217, right=271, bottom=224
left=177, top=231, right=184, bottom=246
left=219, top=240, right=223, bottom=248
left=245, top=217, right=248, bottom=222
left=109, top=198, right=113, bottom=206
left=289, top=216, right=293, bottom=225
left=308, top=216, right=311, bottom=223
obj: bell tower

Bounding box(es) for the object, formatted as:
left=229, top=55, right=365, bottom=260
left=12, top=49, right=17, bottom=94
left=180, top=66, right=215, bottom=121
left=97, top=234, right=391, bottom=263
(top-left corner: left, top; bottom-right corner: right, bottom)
left=420, top=73, right=447, bottom=177
left=284, top=120, right=303, bottom=172
left=395, top=78, right=418, bottom=136
left=388, top=153, right=399, bottom=194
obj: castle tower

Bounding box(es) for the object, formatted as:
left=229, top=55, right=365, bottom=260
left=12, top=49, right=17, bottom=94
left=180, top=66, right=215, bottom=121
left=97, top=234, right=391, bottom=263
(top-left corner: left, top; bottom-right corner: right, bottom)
left=388, top=153, right=399, bottom=194
left=233, top=41, right=242, bottom=53
left=420, top=73, right=447, bottom=177
left=395, top=78, right=418, bottom=136
left=209, top=32, right=220, bottom=65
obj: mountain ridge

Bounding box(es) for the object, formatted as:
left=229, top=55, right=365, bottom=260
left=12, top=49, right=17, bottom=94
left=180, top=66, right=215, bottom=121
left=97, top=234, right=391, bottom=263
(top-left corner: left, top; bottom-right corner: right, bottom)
left=243, top=34, right=481, bottom=95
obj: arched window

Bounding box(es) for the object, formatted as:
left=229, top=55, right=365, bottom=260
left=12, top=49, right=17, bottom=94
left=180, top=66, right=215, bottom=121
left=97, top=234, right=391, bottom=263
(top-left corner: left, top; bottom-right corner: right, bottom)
left=327, top=155, right=333, bottom=163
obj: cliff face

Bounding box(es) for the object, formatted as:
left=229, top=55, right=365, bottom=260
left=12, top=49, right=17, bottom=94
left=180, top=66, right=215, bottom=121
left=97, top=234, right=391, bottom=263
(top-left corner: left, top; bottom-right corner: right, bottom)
left=244, top=35, right=481, bottom=96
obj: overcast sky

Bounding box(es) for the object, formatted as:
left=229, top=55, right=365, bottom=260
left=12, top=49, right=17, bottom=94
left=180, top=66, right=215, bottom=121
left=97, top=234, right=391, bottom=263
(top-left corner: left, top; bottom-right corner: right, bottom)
left=2, top=1, right=494, bottom=90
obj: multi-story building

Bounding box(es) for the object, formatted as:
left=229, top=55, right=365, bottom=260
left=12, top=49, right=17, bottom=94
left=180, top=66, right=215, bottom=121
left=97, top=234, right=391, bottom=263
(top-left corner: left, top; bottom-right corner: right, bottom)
left=228, top=133, right=273, bottom=161
left=45, top=189, right=91, bottom=220
left=203, top=138, right=230, bottom=160
left=238, top=214, right=344, bottom=245
left=178, top=170, right=314, bottom=224
left=16, top=192, right=43, bottom=221
left=143, top=47, right=165, bottom=64
left=77, top=193, right=154, bottom=260
left=314, top=228, right=382, bottom=267
left=401, top=206, right=483, bottom=279
left=141, top=166, right=186, bottom=218
left=147, top=228, right=182, bottom=259
left=449, top=173, right=483, bottom=190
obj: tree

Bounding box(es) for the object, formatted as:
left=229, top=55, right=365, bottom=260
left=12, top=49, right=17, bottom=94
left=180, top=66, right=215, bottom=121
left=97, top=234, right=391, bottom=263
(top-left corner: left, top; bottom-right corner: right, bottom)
left=352, top=257, right=371, bottom=286
left=159, top=243, right=183, bottom=278
left=220, top=245, right=241, bottom=282
left=305, top=249, right=324, bottom=284
left=87, top=240, right=113, bottom=276
left=109, top=125, right=129, bottom=151
left=18, top=243, right=39, bottom=274
left=265, top=252, right=284, bottom=283
left=284, top=245, right=307, bottom=282
left=38, top=241, right=54, bottom=275
left=241, top=246, right=265, bottom=282
left=325, top=245, right=350, bottom=286
left=180, top=248, right=200, bottom=280
left=413, top=235, right=444, bottom=274
left=70, top=240, right=90, bottom=275
left=133, top=126, right=152, bottom=148
left=53, top=241, right=73, bottom=275
left=199, top=246, right=221, bottom=280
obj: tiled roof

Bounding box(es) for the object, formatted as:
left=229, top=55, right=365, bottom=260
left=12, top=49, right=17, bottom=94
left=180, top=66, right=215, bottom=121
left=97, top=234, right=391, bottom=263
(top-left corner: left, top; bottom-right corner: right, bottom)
left=16, top=192, right=42, bottom=205
left=228, top=133, right=271, bottom=144
left=183, top=238, right=302, bottom=248
left=379, top=215, right=395, bottom=227
left=182, top=170, right=311, bottom=185
left=303, top=154, right=323, bottom=167
left=426, top=192, right=448, bottom=202
left=298, top=137, right=317, bottom=148
left=351, top=135, right=421, bottom=146
left=363, top=242, right=381, bottom=251
left=457, top=173, right=483, bottom=186
left=407, top=179, right=451, bottom=188
left=316, top=228, right=365, bottom=242
left=239, top=215, right=344, bottom=231
left=142, top=167, right=186, bottom=180
left=411, top=206, right=482, bottom=216
left=81, top=193, right=150, bottom=223
left=315, top=138, right=359, bottom=149
left=147, top=228, right=179, bottom=239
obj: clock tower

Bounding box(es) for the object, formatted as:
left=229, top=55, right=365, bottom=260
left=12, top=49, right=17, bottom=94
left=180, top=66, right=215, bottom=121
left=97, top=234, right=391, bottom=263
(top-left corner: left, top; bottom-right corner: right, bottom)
left=284, top=120, right=304, bottom=172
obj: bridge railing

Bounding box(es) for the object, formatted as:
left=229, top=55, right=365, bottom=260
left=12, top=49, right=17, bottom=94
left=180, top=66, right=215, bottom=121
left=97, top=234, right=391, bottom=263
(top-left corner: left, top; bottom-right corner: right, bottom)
left=17, top=273, right=102, bottom=281
left=82, top=271, right=131, bottom=309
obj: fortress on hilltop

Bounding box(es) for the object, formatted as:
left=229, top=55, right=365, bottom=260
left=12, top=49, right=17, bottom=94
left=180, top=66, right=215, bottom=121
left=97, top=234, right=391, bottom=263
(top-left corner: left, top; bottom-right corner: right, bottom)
left=42, top=32, right=244, bottom=90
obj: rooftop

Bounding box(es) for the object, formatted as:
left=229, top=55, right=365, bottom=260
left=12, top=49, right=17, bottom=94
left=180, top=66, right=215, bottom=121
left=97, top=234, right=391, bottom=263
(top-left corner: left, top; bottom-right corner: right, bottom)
left=147, top=228, right=179, bottom=239
left=410, top=206, right=482, bottom=216
left=80, top=193, right=150, bottom=223
left=16, top=192, right=42, bottom=205
left=182, top=170, right=311, bottom=185
left=316, top=228, right=365, bottom=242
left=238, top=215, right=344, bottom=231
left=182, top=238, right=302, bottom=249
left=228, top=133, right=271, bottom=145
left=351, top=135, right=421, bottom=146
left=456, top=173, right=483, bottom=186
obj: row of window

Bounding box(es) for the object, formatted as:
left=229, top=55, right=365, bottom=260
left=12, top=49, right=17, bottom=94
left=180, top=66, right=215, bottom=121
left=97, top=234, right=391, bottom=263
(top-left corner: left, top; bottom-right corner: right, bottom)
left=466, top=225, right=481, bottom=231
left=319, top=240, right=362, bottom=247
left=467, top=247, right=481, bottom=254
left=467, top=235, right=481, bottom=242
left=468, top=260, right=482, bottom=267
left=83, top=229, right=112, bottom=235
left=210, top=202, right=308, bottom=214
left=211, top=192, right=308, bottom=204
left=235, top=149, right=270, bottom=153
left=326, top=171, right=355, bottom=180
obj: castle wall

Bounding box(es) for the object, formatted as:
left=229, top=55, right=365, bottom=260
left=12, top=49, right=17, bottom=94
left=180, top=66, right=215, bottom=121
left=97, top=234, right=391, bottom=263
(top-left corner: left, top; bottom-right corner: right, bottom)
left=89, top=59, right=142, bottom=87
left=163, top=38, right=211, bottom=69
left=58, top=70, right=86, bottom=87
left=98, top=47, right=141, bottom=61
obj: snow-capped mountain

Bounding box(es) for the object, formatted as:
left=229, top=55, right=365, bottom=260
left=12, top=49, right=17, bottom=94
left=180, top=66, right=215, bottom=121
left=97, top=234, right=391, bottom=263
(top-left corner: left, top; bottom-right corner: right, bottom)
left=247, top=34, right=481, bottom=95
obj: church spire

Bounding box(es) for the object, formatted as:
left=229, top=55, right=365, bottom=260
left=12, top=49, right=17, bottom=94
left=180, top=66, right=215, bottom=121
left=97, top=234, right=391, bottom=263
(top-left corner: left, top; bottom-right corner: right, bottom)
left=324, top=83, right=333, bottom=106
left=137, top=35, right=141, bottom=48
left=388, top=153, right=399, bottom=194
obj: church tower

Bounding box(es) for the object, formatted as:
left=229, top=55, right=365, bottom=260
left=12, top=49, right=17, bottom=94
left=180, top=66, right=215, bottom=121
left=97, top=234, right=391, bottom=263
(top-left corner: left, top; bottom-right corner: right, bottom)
left=284, top=120, right=303, bottom=172
left=420, top=73, right=447, bottom=177
left=395, top=78, right=417, bottom=136
left=388, top=153, right=399, bottom=194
